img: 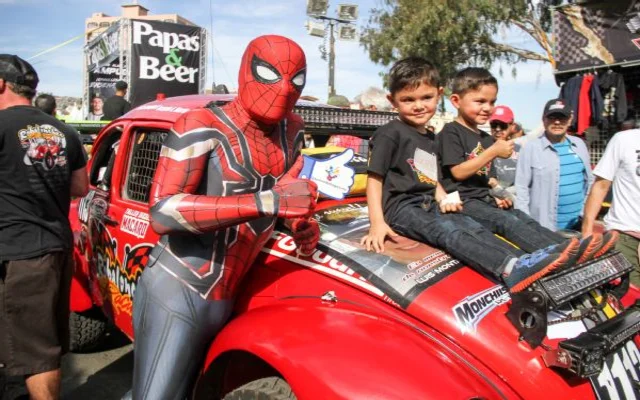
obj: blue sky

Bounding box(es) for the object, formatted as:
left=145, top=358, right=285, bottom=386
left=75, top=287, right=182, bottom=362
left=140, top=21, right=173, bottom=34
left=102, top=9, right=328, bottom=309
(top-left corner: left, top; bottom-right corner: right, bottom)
left=1, top=0, right=560, bottom=131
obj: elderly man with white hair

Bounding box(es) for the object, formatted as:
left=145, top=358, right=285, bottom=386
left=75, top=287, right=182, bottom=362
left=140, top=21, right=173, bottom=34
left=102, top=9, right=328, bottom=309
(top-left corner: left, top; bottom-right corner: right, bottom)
left=326, top=87, right=391, bottom=154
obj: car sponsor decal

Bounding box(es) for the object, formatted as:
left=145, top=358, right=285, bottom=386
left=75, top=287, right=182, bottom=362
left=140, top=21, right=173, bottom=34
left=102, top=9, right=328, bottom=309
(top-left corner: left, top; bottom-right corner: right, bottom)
left=90, top=220, right=152, bottom=317
left=136, top=104, right=190, bottom=114
left=264, top=231, right=387, bottom=298
left=453, top=285, right=510, bottom=334
left=121, top=208, right=150, bottom=238
left=307, top=202, right=464, bottom=308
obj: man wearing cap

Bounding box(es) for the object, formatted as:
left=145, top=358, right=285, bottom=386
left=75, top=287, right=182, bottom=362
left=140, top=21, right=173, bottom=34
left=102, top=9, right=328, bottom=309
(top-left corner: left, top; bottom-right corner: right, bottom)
left=488, top=105, right=519, bottom=199
left=0, top=54, right=88, bottom=399
left=515, top=98, right=593, bottom=231
left=102, top=80, right=131, bottom=121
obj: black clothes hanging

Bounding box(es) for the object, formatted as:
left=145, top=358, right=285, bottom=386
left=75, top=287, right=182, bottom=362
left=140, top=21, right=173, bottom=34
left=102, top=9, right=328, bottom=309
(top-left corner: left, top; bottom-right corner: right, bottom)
left=559, top=75, right=583, bottom=131
left=598, top=70, right=627, bottom=129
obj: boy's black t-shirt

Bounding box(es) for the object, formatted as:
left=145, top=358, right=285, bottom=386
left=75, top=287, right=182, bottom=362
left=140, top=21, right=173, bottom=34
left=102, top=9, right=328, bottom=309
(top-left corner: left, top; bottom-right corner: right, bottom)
left=439, top=121, right=495, bottom=200
left=0, top=106, right=87, bottom=260
left=368, top=119, right=439, bottom=219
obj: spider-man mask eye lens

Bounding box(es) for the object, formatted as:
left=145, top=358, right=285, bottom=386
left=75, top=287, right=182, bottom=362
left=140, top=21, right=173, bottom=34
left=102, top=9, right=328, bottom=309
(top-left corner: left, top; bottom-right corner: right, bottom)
left=251, top=55, right=281, bottom=84
left=291, top=70, right=306, bottom=89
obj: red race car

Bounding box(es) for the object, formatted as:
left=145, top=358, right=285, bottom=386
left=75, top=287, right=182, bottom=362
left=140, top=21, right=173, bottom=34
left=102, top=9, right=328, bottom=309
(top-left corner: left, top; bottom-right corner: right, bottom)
left=68, top=95, right=640, bottom=400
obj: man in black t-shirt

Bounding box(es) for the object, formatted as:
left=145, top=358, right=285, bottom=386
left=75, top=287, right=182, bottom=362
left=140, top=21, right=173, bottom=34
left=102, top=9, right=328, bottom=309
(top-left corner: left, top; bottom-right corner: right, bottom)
left=0, top=54, right=88, bottom=399
left=102, top=80, right=131, bottom=120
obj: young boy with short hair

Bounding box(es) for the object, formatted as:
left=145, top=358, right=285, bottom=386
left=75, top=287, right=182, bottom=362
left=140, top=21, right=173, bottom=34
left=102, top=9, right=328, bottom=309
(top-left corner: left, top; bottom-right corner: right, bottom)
left=362, top=58, right=580, bottom=293
left=438, top=68, right=611, bottom=286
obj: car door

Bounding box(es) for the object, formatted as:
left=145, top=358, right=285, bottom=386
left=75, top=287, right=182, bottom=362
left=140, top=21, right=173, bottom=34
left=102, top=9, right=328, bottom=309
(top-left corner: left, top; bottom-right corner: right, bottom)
left=80, top=121, right=169, bottom=336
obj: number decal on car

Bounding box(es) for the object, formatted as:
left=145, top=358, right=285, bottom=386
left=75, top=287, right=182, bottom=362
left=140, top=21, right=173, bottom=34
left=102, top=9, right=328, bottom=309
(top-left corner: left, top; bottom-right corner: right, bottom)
left=593, top=341, right=640, bottom=400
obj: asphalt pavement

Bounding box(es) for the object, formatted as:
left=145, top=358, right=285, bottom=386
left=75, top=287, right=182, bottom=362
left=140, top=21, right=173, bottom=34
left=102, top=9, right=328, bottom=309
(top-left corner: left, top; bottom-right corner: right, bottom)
left=1, top=327, right=133, bottom=400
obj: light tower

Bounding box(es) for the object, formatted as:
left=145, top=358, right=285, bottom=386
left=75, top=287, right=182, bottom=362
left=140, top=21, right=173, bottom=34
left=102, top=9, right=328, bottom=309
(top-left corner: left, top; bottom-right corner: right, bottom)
left=305, top=1, right=358, bottom=99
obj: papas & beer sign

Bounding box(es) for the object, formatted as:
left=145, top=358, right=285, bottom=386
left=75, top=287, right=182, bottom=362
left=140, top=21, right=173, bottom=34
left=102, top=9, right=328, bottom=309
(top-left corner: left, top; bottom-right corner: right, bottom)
left=133, top=21, right=200, bottom=83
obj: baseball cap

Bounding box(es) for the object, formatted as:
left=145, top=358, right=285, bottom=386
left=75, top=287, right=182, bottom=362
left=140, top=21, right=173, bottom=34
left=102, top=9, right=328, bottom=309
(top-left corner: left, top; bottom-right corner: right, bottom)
left=0, top=54, right=39, bottom=89
left=543, top=98, right=571, bottom=118
left=115, top=80, right=128, bottom=90
left=489, top=105, right=514, bottom=124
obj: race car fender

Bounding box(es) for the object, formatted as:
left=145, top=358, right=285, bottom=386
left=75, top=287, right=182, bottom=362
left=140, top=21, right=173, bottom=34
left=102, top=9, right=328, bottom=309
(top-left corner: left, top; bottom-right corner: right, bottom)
left=70, top=246, right=93, bottom=312
left=202, top=298, right=516, bottom=400
left=69, top=204, right=94, bottom=312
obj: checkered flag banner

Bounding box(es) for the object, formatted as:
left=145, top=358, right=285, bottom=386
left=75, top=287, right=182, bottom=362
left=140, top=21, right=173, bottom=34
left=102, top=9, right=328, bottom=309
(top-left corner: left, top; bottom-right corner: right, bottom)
left=554, top=0, right=640, bottom=72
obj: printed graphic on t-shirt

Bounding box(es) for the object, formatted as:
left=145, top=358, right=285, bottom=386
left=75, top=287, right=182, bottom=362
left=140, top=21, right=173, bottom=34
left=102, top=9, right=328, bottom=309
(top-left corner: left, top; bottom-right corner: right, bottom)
left=407, top=148, right=437, bottom=185
left=17, top=124, right=68, bottom=170
left=466, top=142, right=491, bottom=176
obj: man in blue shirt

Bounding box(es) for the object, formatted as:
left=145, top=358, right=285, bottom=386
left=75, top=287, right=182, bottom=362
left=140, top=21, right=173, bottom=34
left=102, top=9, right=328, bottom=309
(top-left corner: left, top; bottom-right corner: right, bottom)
left=515, top=99, right=594, bottom=231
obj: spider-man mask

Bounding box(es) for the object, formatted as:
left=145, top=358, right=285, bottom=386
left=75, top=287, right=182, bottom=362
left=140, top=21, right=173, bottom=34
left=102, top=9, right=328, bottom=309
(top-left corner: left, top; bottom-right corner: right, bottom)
left=237, top=35, right=307, bottom=125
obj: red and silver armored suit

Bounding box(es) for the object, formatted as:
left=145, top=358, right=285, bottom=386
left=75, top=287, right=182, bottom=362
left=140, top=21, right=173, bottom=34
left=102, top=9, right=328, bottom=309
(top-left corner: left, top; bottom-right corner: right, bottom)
left=131, top=35, right=319, bottom=400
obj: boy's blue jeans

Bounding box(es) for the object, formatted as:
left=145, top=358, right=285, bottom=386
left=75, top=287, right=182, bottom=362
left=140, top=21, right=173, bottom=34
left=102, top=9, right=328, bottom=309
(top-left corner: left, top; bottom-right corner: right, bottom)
left=387, top=195, right=525, bottom=279
left=460, top=197, right=564, bottom=253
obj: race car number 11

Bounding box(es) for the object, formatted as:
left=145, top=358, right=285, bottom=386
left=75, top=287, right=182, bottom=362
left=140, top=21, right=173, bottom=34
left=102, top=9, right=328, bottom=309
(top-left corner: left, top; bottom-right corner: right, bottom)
left=592, top=340, right=640, bottom=400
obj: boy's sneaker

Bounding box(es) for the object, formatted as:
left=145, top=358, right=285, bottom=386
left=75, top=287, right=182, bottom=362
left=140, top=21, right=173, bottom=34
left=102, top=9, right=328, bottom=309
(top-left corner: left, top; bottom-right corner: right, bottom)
left=503, top=238, right=579, bottom=293
left=592, top=230, right=619, bottom=259
left=574, top=234, right=604, bottom=265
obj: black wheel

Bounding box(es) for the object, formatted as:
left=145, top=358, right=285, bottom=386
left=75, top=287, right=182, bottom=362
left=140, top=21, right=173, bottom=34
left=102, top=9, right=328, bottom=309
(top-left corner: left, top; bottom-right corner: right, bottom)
left=44, top=152, right=55, bottom=170
left=69, top=307, right=107, bottom=352
left=223, top=377, right=296, bottom=400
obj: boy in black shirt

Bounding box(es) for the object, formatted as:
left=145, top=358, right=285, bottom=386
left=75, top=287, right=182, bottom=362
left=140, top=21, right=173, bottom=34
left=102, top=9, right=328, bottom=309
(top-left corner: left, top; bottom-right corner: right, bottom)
left=438, top=68, right=608, bottom=289
left=363, top=59, right=581, bottom=293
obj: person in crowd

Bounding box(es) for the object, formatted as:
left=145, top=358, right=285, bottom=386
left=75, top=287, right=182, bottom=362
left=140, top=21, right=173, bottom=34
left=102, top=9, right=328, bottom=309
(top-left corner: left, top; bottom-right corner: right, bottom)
left=359, top=87, right=391, bottom=111
left=361, top=58, right=586, bottom=294
left=34, top=93, right=57, bottom=116
left=437, top=68, right=613, bottom=290
left=510, top=122, right=524, bottom=139
left=86, top=95, right=104, bottom=120
left=102, top=80, right=131, bottom=121
left=130, top=35, right=318, bottom=400
left=427, top=125, right=436, bottom=134
left=515, top=99, right=595, bottom=233
left=487, top=105, right=519, bottom=199
left=299, top=95, right=318, bottom=148
left=326, top=89, right=391, bottom=154
left=0, top=54, right=88, bottom=400
left=327, top=94, right=351, bottom=108
left=582, top=127, right=639, bottom=286
left=304, top=133, right=315, bottom=148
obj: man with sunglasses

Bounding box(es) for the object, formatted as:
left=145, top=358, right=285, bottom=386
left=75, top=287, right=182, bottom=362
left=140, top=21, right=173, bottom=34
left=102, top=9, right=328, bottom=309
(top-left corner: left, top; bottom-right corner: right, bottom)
left=488, top=105, right=519, bottom=199
left=515, top=99, right=593, bottom=232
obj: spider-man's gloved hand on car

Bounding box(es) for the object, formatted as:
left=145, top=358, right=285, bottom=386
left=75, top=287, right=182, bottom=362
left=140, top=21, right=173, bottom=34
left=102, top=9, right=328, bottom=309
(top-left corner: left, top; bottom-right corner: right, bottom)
left=291, top=218, right=320, bottom=256
left=254, top=157, right=320, bottom=255
left=282, top=158, right=320, bottom=255
left=256, top=157, right=318, bottom=219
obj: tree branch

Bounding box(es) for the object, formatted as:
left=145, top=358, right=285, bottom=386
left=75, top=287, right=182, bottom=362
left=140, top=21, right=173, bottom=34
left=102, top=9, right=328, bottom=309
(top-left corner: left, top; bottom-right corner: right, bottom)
left=509, top=16, right=556, bottom=67
left=488, top=42, right=551, bottom=63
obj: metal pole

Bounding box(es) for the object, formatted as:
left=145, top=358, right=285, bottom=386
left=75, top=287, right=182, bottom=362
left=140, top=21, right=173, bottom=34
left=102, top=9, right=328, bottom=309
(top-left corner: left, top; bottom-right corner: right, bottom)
left=328, top=20, right=336, bottom=98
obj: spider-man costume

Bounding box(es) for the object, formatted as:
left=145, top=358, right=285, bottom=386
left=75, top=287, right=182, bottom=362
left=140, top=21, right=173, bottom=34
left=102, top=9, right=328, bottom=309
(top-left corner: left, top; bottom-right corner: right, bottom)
left=131, top=35, right=320, bottom=400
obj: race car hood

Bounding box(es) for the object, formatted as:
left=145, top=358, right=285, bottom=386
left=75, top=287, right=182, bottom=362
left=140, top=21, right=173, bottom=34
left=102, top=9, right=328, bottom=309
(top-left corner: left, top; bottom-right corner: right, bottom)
left=295, top=200, right=635, bottom=399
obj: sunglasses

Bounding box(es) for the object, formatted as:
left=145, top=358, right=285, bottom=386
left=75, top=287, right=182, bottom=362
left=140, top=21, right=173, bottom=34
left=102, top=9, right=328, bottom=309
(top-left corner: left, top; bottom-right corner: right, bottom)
left=545, top=114, right=570, bottom=123
left=490, top=121, right=509, bottom=131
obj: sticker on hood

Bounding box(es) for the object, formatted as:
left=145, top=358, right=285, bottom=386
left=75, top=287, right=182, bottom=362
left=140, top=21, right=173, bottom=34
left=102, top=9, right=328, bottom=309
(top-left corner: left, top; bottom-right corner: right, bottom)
left=453, top=285, right=510, bottom=334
